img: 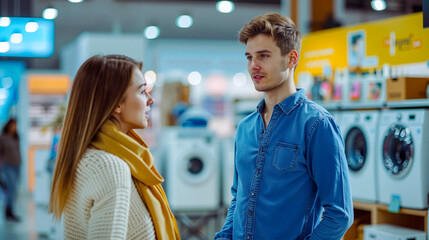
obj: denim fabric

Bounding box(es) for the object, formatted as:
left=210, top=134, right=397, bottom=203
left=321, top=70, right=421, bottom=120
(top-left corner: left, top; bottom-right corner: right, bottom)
left=2, top=163, right=20, bottom=209
left=215, top=89, right=353, bottom=240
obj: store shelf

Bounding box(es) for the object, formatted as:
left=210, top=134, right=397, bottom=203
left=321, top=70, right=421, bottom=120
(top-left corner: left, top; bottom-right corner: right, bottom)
left=386, top=99, right=429, bottom=108
left=340, top=101, right=385, bottom=110
left=344, top=201, right=428, bottom=240
left=319, top=102, right=340, bottom=111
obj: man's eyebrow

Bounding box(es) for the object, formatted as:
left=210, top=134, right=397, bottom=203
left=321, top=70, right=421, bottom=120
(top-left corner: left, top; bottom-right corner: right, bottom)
left=256, top=49, right=272, bottom=54
left=245, top=49, right=272, bottom=56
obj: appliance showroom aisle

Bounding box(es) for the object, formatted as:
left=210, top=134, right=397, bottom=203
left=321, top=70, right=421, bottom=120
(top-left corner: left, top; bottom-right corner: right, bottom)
left=0, top=190, right=40, bottom=240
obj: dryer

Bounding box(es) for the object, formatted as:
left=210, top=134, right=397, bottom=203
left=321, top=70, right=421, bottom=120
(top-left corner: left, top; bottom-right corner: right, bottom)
left=340, top=110, right=379, bottom=202
left=220, top=136, right=235, bottom=207
left=377, top=109, right=429, bottom=209
left=330, top=110, right=342, bottom=127
left=163, top=127, right=220, bottom=211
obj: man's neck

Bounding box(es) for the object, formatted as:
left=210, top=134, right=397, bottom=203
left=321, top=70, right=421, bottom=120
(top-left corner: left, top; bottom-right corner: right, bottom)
left=263, top=80, right=296, bottom=113
left=261, top=77, right=296, bottom=128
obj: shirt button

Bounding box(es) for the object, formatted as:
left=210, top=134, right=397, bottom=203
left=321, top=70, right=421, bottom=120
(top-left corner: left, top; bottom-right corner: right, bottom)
left=251, top=192, right=255, bottom=197
left=248, top=211, right=252, bottom=216
left=257, top=169, right=261, bottom=174
left=260, top=147, right=264, bottom=152
left=247, top=236, right=250, bottom=240
left=260, top=130, right=264, bottom=134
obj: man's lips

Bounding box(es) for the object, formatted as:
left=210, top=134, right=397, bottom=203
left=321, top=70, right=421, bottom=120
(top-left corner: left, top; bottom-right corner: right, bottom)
left=252, top=74, right=264, bottom=82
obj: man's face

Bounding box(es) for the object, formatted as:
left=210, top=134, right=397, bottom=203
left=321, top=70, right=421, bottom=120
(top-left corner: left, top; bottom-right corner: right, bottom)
left=245, top=34, right=290, bottom=93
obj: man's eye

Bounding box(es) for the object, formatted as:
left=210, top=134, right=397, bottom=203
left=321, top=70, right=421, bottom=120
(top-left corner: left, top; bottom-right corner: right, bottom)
left=246, top=56, right=252, bottom=61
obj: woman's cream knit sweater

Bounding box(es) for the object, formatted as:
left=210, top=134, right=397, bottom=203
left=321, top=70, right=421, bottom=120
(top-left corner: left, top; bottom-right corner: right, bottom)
left=63, top=149, right=156, bottom=239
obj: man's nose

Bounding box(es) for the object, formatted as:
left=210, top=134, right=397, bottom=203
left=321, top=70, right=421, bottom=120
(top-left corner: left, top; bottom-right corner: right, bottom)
left=250, top=59, right=261, bottom=70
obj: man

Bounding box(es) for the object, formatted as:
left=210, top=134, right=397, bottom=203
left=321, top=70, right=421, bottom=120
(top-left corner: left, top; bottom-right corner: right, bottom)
left=215, top=13, right=353, bottom=240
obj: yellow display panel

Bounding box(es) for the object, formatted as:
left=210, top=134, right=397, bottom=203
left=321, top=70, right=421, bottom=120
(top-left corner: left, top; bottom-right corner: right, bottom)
left=296, top=12, right=429, bottom=77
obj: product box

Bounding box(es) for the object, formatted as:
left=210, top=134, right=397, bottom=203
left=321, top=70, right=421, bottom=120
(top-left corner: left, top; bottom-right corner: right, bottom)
left=386, top=77, right=429, bottom=101
left=364, top=224, right=426, bottom=240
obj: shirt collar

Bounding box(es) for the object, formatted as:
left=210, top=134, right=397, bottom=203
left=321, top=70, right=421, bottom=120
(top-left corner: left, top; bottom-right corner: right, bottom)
left=257, top=88, right=306, bottom=115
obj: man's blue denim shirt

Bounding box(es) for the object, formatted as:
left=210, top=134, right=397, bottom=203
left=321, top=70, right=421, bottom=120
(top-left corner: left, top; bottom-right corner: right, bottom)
left=215, top=89, right=353, bottom=240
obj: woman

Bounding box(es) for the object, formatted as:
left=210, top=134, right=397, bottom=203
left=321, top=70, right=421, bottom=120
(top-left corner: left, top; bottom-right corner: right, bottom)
left=0, top=118, right=21, bottom=222
left=49, top=55, right=180, bottom=239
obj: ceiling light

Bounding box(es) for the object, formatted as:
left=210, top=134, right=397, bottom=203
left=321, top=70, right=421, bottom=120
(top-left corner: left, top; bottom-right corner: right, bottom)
left=216, top=1, right=235, bottom=13
left=1, top=77, right=13, bottom=89
left=176, top=15, right=193, bottom=29
left=68, top=0, right=84, bottom=3
left=25, top=22, right=39, bottom=32
left=144, top=26, right=160, bottom=39
left=188, top=71, right=202, bottom=85
left=43, top=7, right=58, bottom=20
left=371, top=0, right=386, bottom=11
left=144, top=70, right=157, bottom=85
left=10, top=33, right=23, bottom=44
left=0, top=17, right=11, bottom=27
left=0, top=41, right=10, bottom=53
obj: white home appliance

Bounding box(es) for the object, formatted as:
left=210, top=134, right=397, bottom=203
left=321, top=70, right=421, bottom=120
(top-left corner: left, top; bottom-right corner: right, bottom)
left=340, top=110, right=379, bottom=202
left=364, top=224, right=426, bottom=240
left=220, top=136, right=235, bottom=207
left=330, top=110, right=342, bottom=127
left=377, top=109, right=429, bottom=209
left=162, top=127, right=220, bottom=211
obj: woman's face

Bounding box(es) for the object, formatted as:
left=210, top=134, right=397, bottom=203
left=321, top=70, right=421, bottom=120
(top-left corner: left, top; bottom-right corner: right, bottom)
left=10, top=122, right=17, bottom=134
left=113, top=68, right=154, bottom=133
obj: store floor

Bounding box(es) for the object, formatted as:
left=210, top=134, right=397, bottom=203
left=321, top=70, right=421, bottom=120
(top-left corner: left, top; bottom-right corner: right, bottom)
left=0, top=191, right=40, bottom=240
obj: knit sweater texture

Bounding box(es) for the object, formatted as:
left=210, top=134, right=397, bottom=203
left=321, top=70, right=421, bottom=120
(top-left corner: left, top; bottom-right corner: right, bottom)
left=63, top=149, right=156, bottom=239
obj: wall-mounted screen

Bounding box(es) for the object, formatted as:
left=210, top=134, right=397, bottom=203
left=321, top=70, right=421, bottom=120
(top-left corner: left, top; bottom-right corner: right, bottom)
left=0, top=17, right=54, bottom=57
left=424, top=0, right=429, bottom=28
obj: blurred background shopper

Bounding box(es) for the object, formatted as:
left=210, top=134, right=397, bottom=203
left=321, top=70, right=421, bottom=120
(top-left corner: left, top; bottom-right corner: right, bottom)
left=0, top=118, right=22, bottom=222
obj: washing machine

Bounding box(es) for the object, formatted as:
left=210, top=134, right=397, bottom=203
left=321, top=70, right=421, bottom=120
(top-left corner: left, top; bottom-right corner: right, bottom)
left=330, top=110, right=342, bottom=127
left=377, top=109, right=429, bottom=209
left=340, top=110, right=379, bottom=202
left=163, top=127, right=220, bottom=211
left=220, top=136, right=235, bottom=207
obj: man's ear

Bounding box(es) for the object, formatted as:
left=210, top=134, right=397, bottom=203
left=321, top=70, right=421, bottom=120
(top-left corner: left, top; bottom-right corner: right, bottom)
left=288, top=50, right=299, bottom=69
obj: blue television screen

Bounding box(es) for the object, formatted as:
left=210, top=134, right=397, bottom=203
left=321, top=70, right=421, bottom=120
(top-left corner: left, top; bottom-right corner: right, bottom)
left=0, top=17, right=54, bottom=57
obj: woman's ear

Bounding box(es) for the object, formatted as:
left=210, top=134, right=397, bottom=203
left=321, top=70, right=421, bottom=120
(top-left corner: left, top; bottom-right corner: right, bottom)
left=288, top=50, right=299, bottom=69
left=114, top=105, right=121, bottom=114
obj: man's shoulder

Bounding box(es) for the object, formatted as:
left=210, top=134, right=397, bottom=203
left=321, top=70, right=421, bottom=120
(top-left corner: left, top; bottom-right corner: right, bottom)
left=299, top=98, right=333, bottom=121
left=237, top=110, right=259, bottom=128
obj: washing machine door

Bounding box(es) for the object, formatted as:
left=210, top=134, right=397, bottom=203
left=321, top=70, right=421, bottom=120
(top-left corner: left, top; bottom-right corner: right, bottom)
left=345, top=126, right=367, bottom=172
left=382, top=124, right=414, bottom=178
left=180, top=149, right=214, bottom=184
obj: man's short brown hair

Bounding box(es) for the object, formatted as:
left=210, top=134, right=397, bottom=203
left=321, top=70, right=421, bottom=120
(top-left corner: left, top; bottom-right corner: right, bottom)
left=239, top=13, right=302, bottom=57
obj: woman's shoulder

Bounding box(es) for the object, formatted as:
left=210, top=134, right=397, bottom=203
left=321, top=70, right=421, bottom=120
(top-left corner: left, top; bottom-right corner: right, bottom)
left=77, top=149, right=132, bottom=188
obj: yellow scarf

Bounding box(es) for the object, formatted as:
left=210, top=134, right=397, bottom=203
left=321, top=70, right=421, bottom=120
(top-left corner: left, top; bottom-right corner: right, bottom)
left=91, top=120, right=180, bottom=240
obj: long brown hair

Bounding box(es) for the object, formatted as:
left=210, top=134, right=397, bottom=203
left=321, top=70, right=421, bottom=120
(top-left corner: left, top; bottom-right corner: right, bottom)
left=239, top=12, right=302, bottom=57
left=49, top=55, right=142, bottom=219
left=2, top=118, right=19, bottom=140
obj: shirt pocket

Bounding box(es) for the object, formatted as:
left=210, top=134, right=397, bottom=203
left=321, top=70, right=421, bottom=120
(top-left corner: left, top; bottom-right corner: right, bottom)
left=273, top=141, right=299, bottom=171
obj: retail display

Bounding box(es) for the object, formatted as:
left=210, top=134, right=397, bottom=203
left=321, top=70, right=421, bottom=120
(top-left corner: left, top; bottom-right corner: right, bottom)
left=220, top=136, right=235, bottom=207
left=340, top=110, right=379, bottom=203
left=376, top=109, right=429, bottom=209
left=162, top=127, right=220, bottom=211
left=364, top=224, right=426, bottom=240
